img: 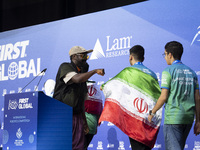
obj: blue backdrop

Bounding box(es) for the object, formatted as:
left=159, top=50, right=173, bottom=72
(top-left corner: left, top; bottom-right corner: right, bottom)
left=0, top=0, right=200, bottom=149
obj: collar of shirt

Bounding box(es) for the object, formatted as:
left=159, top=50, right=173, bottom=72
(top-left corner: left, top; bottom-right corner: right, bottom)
left=76, top=66, right=81, bottom=72
left=134, top=62, right=143, bottom=65
left=172, top=60, right=182, bottom=64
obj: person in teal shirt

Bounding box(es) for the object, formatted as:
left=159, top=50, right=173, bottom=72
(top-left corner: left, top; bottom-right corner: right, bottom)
left=148, top=41, right=200, bottom=150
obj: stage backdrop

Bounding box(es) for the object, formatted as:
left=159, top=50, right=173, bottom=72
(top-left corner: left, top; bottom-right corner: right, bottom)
left=0, top=0, right=200, bottom=149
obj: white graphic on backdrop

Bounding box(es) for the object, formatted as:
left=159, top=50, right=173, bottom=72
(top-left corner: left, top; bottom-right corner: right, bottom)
left=118, top=141, right=125, bottom=150
left=107, top=143, right=114, bottom=148
left=8, top=62, right=19, bottom=80
left=97, top=141, right=103, bottom=149
left=106, top=35, right=131, bottom=58
left=90, top=35, right=132, bottom=60
left=191, top=26, right=200, bottom=46
left=88, top=143, right=93, bottom=148
left=0, top=41, right=28, bottom=61
left=193, top=141, right=200, bottom=150
left=154, top=144, right=162, bottom=148
left=0, top=40, right=41, bottom=81
left=90, top=38, right=105, bottom=60
left=106, top=36, right=132, bottom=51
left=44, top=79, right=56, bottom=97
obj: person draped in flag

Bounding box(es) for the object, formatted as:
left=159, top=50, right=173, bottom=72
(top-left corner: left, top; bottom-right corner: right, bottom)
left=148, top=41, right=200, bottom=150
left=99, top=45, right=161, bottom=150
left=127, top=45, right=158, bottom=150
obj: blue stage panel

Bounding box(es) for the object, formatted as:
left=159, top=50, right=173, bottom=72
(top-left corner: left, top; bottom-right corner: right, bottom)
left=3, top=92, right=72, bottom=150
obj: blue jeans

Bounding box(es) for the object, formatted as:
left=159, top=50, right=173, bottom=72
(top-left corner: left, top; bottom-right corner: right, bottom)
left=163, top=124, right=192, bottom=150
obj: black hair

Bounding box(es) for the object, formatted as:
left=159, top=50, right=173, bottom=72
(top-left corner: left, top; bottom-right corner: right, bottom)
left=165, top=41, right=183, bottom=60
left=129, top=45, right=144, bottom=62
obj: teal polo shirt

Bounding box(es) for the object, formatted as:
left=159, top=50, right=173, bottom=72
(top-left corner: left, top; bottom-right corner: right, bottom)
left=161, top=60, right=199, bottom=124
left=132, top=62, right=158, bottom=80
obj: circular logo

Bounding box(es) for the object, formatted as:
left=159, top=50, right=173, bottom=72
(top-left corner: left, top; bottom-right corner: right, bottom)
left=3, top=130, right=9, bottom=144
left=88, top=85, right=97, bottom=97
left=8, top=62, right=19, bottom=80
left=29, top=134, right=34, bottom=143
left=8, top=100, right=18, bottom=110
left=133, top=97, right=148, bottom=114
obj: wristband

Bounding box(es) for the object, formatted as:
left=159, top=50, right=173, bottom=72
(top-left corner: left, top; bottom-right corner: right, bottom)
left=149, top=110, right=156, bottom=116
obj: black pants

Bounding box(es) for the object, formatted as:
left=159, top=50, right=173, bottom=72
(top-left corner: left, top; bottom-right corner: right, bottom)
left=84, top=134, right=94, bottom=150
left=129, top=137, right=151, bottom=150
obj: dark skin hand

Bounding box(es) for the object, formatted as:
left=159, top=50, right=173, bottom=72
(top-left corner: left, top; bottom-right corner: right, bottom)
left=71, top=69, right=105, bottom=83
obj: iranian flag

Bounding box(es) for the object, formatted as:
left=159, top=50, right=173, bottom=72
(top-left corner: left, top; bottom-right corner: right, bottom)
left=99, top=67, right=162, bottom=148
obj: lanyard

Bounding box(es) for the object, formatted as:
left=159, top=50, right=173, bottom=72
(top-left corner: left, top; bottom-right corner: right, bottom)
left=172, top=60, right=182, bottom=64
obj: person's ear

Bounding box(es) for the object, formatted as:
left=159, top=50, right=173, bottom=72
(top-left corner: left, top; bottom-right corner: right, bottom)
left=129, top=55, right=133, bottom=61
left=168, top=52, right=173, bottom=59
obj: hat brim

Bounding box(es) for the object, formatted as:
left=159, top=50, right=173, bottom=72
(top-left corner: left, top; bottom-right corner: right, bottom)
left=80, top=49, right=93, bottom=54
left=86, top=49, right=93, bottom=53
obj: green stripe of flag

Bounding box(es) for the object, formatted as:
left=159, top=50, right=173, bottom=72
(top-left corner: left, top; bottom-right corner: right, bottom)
left=102, top=67, right=161, bottom=102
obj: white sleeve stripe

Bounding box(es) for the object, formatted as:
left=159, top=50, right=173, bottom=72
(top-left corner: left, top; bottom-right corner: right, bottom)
left=63, top=72, right=77, bottom=84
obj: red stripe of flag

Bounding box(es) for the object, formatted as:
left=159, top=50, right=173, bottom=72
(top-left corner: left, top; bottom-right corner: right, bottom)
left=99, top=99, right=160, bottom=148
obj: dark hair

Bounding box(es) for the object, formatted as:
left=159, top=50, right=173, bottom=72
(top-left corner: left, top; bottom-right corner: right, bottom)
left=129, top=45, right=144, bottom=62
left=165, top=41, right=183, bottom=60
